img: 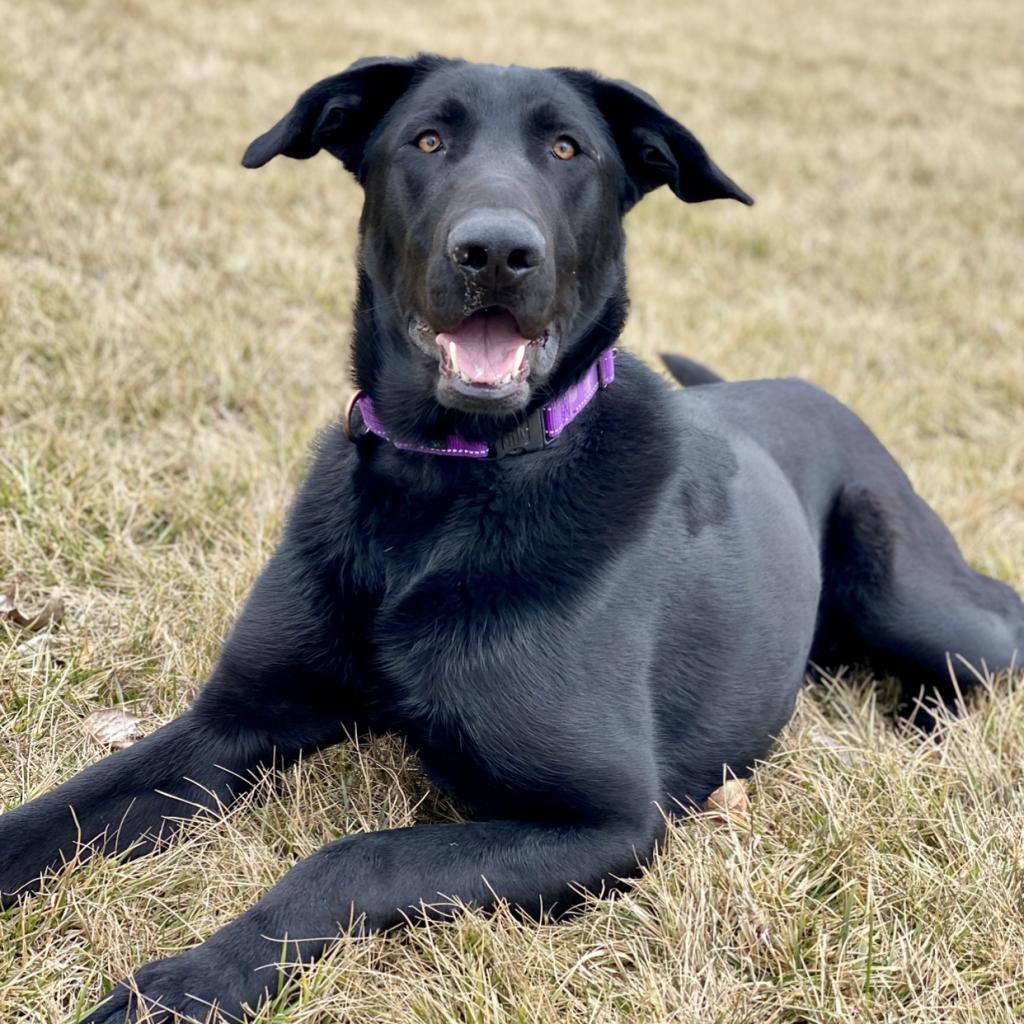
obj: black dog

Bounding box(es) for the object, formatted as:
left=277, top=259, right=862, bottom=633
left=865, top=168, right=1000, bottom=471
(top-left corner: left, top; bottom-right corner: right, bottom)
left=3, top=55, right=1022, bottom=1023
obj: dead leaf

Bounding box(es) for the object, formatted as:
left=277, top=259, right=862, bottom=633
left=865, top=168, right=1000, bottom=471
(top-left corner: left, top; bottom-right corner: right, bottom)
left=83, top=709, right=145, bottom=750
left=0, top=584, right=65, bottom=631
left=703, top=778, right=750, bottom=825
left=21, top=591, right=65, bottom=630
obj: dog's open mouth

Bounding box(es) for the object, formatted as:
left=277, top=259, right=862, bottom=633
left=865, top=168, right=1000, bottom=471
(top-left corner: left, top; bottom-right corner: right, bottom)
left=435, top=307, right=547, bottom=389
left=408, top=306, right=557, bottom=409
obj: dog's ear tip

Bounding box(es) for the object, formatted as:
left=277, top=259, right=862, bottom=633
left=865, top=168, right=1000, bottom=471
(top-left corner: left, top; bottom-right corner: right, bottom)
left=718, top=180, right=754, bottom=206
left=719, top=174, right=754, bottom=206
left=735, top=183, right=755, bottom=206
left=241, top=139, right=272, bottom=169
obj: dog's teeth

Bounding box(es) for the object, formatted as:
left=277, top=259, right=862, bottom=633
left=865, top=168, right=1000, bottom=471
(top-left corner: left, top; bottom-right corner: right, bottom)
left=448, top=340, right=460, bottom=374
left=512, top=344, right=526, bottom=373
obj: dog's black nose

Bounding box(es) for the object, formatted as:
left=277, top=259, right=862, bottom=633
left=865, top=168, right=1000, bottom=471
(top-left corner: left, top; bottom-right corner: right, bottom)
left=448, top=209, right=546, bottom=287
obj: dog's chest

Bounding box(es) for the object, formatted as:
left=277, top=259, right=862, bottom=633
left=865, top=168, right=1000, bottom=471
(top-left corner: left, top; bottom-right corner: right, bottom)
left=371, top=551, right=554, bottom=710
left=364, top=504, right=588, bottom=727
left=363, top=481, right=589, bottom=694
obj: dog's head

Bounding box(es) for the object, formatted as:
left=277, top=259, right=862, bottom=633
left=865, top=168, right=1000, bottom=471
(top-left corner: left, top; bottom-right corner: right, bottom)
left=244, top=56, right=750, bottom=426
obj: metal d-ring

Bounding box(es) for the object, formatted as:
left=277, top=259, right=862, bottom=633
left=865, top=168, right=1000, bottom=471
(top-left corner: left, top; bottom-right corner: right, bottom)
left=343, top=390, right=365, bottom=443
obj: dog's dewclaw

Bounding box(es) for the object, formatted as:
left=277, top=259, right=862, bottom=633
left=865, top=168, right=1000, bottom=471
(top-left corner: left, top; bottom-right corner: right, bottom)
left=83, top=709, right=146, bottom=750
left=703, top=779, right=750, bottom=823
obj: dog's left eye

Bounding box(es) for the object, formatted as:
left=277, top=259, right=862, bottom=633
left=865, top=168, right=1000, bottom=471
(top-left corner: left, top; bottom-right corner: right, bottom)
left=416, top=131, right=444, bottom=154
left=552, top=137, right=577, bottom=160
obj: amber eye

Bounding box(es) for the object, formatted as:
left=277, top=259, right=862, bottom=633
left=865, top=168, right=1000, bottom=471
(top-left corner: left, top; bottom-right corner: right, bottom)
left=552, top=137, right=577, bottom=160
left=416, top=131, right=443, bottom=154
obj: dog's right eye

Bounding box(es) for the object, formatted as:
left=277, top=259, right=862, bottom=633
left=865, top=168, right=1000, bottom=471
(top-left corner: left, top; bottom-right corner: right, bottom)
left=416, top=131, right=444, bottom=154
left=552, top=136, right=578, bottom=160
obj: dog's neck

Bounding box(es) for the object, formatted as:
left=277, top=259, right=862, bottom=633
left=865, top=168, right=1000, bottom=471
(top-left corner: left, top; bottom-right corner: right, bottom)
left=349, top=268, right=630, bottom=450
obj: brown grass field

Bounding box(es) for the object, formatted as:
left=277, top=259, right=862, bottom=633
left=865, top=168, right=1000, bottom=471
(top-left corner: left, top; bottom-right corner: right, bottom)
left=1, top=0, right=1023, bottom=1021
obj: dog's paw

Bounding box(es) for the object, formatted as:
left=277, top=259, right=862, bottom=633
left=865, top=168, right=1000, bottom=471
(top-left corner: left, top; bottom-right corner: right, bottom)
left=79, top=952, right=245, bottom=1024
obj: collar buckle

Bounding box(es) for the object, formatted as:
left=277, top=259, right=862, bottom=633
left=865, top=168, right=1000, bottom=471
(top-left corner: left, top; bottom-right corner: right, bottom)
left=492, top=406, right=548, bottom=459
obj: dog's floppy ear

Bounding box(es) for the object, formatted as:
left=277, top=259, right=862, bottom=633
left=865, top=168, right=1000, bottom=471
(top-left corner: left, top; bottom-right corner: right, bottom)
left=557, top=70, right=753, bottom=212
left=242, top=55, right=448, bottom=179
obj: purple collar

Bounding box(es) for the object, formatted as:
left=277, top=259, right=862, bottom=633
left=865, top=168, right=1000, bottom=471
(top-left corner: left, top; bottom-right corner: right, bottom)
left=346, top=348, right=616, bottom=459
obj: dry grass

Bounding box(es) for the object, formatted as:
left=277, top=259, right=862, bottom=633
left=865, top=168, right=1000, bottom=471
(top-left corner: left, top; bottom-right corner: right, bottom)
left=1, top=0, right=1023, bottom=1021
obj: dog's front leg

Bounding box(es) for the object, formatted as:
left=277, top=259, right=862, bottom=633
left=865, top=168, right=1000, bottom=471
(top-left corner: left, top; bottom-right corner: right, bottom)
left=81, top=810, right=662, bottom=1023
left=0, top=549, right=361, bottom=906
left=0, top=709, right=281, bottom=908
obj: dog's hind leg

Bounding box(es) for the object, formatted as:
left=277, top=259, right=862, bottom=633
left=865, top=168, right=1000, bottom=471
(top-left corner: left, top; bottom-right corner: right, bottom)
left=814, top=482, right=1024, bottom=730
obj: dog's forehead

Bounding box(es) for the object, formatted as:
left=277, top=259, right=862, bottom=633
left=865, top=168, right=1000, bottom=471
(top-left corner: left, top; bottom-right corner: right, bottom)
left=399, top=61, right=597, bottom=126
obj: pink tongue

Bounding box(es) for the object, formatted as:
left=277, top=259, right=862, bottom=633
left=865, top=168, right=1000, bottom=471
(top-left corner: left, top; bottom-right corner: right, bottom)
left=437, top=309, right=528, bottom=385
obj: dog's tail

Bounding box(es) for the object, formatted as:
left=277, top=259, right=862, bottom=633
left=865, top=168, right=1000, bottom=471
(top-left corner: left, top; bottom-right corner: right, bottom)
left=660, top=353, right=726, bottom=387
